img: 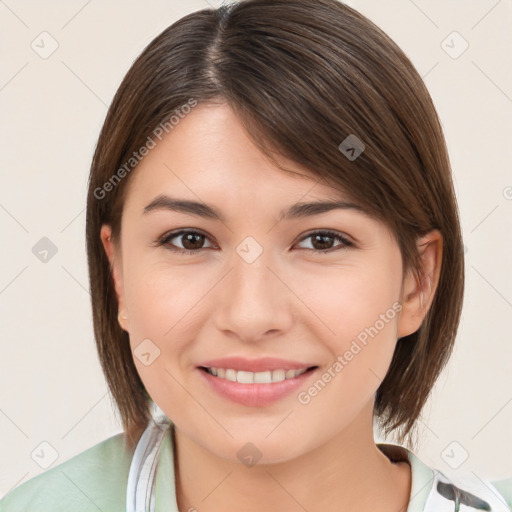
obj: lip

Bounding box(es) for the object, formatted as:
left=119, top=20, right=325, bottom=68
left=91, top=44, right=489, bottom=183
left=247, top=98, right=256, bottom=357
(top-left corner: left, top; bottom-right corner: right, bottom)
left=197, top=356, right=317, bottom=372
left=196, top=365, right=319, bottom=407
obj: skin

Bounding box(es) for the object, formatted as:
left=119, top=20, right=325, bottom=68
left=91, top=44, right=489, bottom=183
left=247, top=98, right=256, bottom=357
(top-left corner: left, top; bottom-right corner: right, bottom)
left=101, top=102, right=442, bottom=512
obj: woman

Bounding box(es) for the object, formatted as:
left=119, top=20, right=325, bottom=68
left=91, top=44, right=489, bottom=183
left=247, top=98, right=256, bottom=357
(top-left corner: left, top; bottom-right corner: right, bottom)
left=1, top=0, right=510, bottom=510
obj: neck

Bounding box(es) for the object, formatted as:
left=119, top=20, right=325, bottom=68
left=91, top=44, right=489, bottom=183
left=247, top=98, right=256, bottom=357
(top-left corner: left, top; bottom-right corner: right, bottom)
left=172, top=402, right=411, bottom=512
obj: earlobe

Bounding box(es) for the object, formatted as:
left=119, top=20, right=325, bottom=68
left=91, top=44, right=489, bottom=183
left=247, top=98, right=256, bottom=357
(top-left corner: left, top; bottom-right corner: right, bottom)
left=397, top=230, right=443, bottom=339
left=100, top=224, right=129, bottom=331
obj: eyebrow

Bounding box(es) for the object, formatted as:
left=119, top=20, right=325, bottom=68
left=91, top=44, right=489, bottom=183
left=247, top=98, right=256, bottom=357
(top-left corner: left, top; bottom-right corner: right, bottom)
left=142, top=194, right=367, bottom=222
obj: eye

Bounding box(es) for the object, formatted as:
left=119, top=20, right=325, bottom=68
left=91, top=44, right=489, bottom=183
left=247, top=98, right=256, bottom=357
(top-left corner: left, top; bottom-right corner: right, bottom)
left=156, top=229, right=353, bottom=256
left=156, top=230, right=216, bottom=255
left=295, top=230, right=353, bottom=253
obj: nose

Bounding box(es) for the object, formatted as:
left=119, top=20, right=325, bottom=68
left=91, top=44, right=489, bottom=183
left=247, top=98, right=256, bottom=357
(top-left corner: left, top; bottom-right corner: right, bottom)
left=212, top=244, right=295, bottom=343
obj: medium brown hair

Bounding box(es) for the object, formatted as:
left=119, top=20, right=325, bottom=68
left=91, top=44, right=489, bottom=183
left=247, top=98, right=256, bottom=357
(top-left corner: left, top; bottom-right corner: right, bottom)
left=86, top=0, right=464, bottom=449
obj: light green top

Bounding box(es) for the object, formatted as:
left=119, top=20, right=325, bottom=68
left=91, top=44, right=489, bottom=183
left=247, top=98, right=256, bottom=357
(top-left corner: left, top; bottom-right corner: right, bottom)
left=1, top=423, right=510, bottom=511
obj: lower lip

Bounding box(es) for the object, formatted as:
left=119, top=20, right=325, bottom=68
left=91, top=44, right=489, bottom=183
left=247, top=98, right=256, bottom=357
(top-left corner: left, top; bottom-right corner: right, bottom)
left=197, top=367, right=318, bottom=407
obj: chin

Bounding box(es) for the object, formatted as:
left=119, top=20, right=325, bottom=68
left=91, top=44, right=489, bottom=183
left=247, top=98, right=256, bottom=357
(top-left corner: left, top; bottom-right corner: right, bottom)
left=219, top=428, right=310, bottom=466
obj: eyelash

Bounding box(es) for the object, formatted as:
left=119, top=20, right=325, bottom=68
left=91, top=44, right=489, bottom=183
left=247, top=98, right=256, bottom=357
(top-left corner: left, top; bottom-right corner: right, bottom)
left=156, top=229, right=354, bottom=256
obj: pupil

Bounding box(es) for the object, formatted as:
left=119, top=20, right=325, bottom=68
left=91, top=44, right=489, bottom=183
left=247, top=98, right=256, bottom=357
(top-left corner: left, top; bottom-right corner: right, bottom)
left=183, top=233, right=203, bottom=250
left=314, top=234, right=332, bottom=250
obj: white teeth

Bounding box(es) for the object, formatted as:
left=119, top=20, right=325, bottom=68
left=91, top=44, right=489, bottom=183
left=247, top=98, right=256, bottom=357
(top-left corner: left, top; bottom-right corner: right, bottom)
left=237, top=371, right=255, bottom=384
left=254, top=371, right=271, bottom=383
left=272, top=369, right=285, bottom=382
left=225, top=369, right=237, bottom=382
left=205, top=367, right=310, bottom=383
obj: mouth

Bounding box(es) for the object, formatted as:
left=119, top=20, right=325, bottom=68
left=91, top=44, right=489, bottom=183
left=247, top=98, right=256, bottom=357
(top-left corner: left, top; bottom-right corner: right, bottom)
left=198, top=366, right=318, bottom=384
left=197, top=364, right=319, bottom=407
left=195, top=356, right=320, bottom=406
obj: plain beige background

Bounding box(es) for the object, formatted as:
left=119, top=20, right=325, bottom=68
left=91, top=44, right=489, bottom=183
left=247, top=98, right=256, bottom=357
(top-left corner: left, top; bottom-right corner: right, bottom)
left=1, top=0, right=511, bottom=498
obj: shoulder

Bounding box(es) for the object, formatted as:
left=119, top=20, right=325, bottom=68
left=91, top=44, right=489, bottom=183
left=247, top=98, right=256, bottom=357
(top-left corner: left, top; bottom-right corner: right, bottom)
left=0, top=432, right=135, bottom=512
left=489, top=477, right=512, bottom=510
left=378, top=443, right=512, bottom=511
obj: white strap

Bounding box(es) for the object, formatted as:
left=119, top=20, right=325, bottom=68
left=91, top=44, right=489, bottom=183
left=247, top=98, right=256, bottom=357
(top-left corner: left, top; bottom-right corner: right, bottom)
left=126, top=408, right=170, bottom=512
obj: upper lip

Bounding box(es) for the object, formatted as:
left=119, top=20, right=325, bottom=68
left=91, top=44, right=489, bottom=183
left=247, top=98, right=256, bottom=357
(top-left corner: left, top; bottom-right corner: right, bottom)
left=198, top=357, right=318, bottom=373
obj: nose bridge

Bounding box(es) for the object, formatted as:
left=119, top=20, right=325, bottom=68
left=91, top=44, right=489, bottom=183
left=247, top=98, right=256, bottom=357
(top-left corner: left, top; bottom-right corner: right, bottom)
left=213, top=236, right=292, bottom=340
left=230, top=236, right=280, bottom=311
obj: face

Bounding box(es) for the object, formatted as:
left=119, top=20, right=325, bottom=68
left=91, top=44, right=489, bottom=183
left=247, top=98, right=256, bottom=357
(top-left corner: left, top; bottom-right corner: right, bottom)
left=101, top=102, right=439, bottom=464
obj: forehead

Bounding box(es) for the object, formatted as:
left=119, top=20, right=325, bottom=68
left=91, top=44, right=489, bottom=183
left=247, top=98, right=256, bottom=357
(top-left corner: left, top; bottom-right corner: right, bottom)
left=122, top=102, right=355, bottom=217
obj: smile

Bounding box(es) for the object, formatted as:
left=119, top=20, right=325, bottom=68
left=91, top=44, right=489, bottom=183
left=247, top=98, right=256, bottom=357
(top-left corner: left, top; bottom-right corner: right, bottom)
left=201, top=366, right=315, bottom=383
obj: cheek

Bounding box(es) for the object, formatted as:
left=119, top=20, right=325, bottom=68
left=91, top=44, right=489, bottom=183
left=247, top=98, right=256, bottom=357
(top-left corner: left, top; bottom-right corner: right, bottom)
left=123, top=259, right=208, bottom=337
left=295, top=283, right=401, bottom=434
left=300, top=257, right=402, bottom=394
left=301, top=260, right=401, bottom=340
left=122, top=262, right=196, bottom=415
left=121, top=259, right=217, bottom=401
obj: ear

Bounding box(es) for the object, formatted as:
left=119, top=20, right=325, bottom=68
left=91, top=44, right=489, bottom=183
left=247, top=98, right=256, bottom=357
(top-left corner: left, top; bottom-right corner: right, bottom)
left=100, top=224, right=129, bottom=332
left=397, top=230, right=443, bottom=338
